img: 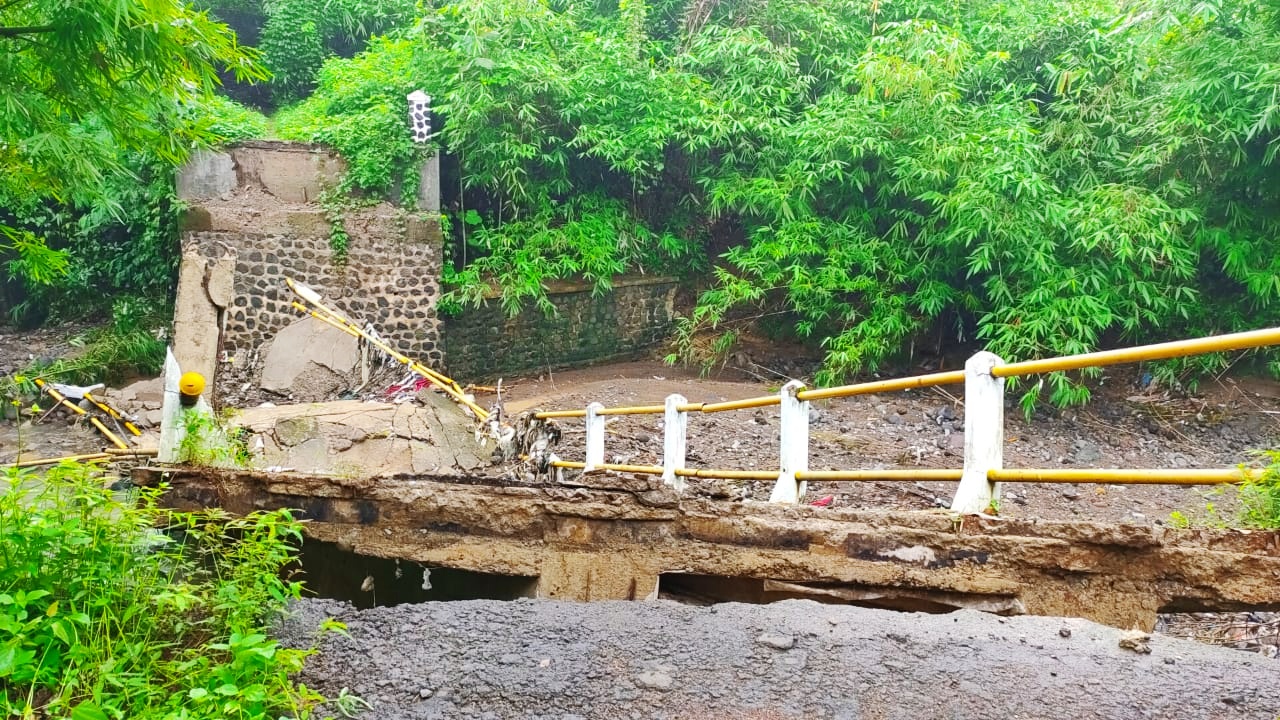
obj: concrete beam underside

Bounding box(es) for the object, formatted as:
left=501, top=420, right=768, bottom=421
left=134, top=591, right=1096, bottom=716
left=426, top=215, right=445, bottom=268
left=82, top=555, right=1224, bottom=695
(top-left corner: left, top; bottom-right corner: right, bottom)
left=135, top=467, right=1280, bottom=631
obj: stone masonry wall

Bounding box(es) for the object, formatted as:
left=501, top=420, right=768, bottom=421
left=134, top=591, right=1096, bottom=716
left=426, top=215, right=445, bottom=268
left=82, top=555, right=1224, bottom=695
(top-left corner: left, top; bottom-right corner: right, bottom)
left=177, top=142, right=445, bottom=400
left=178, top=141, right=679, bottom=398
left=183, top=221, right=444, bottom=367
left=443, top=277, right=677, bottom=381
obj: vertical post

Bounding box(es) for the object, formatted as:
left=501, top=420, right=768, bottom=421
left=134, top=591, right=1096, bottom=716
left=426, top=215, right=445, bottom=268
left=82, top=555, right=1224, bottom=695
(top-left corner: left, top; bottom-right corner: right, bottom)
left=662, top=394, right=688, bottom=493
left=157, top=348, right=184, bottom=464
left=584, top=402, right=605, bottom=472
left=951, top=351, right=1005, bottom=514
left=769, top=380, right=809, bottom=504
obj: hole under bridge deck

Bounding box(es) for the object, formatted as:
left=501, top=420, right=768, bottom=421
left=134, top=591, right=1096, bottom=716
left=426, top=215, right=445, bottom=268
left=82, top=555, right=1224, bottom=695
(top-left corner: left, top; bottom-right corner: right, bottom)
left=135, top=465, right=1280, bottom=632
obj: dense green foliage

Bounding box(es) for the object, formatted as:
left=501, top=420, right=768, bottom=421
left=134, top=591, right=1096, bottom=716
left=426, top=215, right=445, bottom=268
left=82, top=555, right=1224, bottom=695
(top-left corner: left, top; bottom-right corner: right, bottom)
left=0, top=462, right=325, bottom=719
left=201, top=0, right=417, bottom=104
left=3, top=94, right=269, bottom=326
left=283, top=0, right=1280, bottom=400
left=0, top=0, right=261, bottom=289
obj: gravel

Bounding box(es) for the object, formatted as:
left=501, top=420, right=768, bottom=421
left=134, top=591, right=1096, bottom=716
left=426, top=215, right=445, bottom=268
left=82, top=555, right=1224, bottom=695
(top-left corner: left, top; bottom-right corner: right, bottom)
left=276, top=598, right=1280, bottom=719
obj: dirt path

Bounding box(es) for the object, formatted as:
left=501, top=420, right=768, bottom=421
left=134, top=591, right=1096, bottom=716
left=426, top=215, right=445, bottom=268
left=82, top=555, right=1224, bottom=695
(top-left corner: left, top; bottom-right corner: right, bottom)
left=277, top=598, right=1280, bottom=720
left=493, top=360, right=1280, bottom=526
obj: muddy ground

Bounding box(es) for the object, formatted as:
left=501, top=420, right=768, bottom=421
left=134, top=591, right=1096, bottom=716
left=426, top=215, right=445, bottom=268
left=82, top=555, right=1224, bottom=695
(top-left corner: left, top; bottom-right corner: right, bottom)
left=276, top=598, right=1280, bottom=720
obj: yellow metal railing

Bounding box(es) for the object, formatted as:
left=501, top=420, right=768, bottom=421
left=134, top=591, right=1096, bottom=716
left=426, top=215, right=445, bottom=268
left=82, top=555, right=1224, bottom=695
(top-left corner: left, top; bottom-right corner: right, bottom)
left=991, top=327, right=1280, bottom=378
left=535, top=327, right=1280, bottom=502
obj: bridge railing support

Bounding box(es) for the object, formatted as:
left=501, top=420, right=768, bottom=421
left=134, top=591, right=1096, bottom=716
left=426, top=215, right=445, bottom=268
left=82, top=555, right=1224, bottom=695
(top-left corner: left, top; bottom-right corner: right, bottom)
left=662, top=394, right=688, bottom=493
left=769, top=380, right=809, bottom=504
left=536, top=327, right=1280, bottom=511
left=951, top=351, right=1004, bottom=514
left=584, top=401, right=605, bottom=472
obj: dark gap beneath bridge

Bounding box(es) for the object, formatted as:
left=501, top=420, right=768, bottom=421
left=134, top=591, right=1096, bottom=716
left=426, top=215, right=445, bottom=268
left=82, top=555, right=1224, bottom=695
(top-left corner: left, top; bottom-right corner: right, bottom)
left=658, top=573, right=1023, bottom=615
left=296, top=540, right=538, bottom=609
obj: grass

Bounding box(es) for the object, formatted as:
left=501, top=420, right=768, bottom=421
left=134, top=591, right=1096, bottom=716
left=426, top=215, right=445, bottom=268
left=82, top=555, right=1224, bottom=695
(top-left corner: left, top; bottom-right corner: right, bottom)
left=0, top=460, right=333, bottom=719
left=1168, top=450, right=1280, bottom=530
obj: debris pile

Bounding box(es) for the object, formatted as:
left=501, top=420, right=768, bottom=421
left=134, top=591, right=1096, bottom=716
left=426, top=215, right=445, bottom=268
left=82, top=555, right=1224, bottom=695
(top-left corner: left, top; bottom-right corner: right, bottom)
left=190, top=279, right=563, bottom=476
left=1157, top=612, right=1280, bottom=659
left=2, top=377, right=160, bottom=469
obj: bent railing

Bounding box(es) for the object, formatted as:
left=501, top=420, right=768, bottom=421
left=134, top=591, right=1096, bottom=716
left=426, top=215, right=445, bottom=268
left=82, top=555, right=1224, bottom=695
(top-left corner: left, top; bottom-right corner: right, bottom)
left=533, top=328, right=1280, bottom=513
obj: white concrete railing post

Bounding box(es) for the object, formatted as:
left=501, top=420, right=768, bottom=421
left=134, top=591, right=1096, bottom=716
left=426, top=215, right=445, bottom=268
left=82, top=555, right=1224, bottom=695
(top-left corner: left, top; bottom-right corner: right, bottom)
left=584, top=401, right=606, bottom=472
left=951, top=351, right=1005, bottom=514
left=662, top=394, right=688, bottom=493
left=769, top=380, right=809, bottom=504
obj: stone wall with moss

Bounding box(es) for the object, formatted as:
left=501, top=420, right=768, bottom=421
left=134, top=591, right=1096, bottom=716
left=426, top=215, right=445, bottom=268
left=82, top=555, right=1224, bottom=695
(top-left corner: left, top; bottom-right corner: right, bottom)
left=178, top=142, right=446, bottom=372
left=182, top=219, right=444, bottom=368
left=442, top=277, right=678, bottom=381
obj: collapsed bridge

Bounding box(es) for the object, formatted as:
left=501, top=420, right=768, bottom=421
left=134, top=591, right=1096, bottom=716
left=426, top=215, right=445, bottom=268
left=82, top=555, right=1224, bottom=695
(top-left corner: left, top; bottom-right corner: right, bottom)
left=139, top=280, right=1280, bottom=633
left=136, top=463, right=1280, bottom=632
left=151, top=142, right=1280, bottom=634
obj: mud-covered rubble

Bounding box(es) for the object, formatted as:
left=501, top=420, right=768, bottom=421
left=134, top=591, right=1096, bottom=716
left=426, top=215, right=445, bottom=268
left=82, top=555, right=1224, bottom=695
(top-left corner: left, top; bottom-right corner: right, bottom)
left=1159, top=612, right=1280, bottom=659
left=274, top=598, right=1280, bottom=720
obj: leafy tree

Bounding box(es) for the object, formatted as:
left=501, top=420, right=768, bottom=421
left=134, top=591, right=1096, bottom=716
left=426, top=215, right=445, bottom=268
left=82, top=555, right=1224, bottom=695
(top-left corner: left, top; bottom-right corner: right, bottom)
left=281, top=0, right=1280, bottom=403
left=201, top=0, right=417, bottom=104
left=0, top=0, right=263, bottom=290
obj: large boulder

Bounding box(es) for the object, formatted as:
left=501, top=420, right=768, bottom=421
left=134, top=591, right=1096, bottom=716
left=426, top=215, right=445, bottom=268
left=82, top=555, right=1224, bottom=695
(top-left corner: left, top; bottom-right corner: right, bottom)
left=260, top=318, right=360, bottom=401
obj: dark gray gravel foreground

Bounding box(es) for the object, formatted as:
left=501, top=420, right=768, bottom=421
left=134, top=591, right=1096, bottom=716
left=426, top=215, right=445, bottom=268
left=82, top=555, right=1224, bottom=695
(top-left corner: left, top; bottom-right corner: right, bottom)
left=276, top=598, right=1280, bottom=720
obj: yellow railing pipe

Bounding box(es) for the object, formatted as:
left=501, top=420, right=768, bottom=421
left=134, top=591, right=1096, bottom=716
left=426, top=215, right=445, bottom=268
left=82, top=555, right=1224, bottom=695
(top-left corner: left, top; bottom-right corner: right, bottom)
left=550, top=460, right=665, bottom=474
left=797, top=370, right=966, bottom=401
left=796, top=469, right=963, bottom=481
left=535, top=370, right=968, bottom=420
left=548, top=462, right=1251, bottom=486
left=35, top=379, right=129, bottom=449
left=989, top=468, right=1250, bottom=484
left=700, top=395, right=782, bottom=413
left=597, top=405, right=666, bottom=416
left=993, top=327, right=1280, bottom=378
left=675, top=468, right=780, bottom=480
left=4, top=453, right=113, bottom=469
left=538, top=409, right=589, bottom=419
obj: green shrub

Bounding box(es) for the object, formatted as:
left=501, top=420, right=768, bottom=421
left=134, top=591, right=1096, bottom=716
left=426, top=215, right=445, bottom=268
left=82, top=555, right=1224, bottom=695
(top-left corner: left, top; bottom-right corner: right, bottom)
left=0, top=461, right=325, bottom=719
left=1241, top=451, right=1280, bottom=529
left=24, top=299, right=168, bottom=385
left=180, top=409, right=255, bottom=468
left=200, top=95, right=271, bottom=142
left=275, top=37, right=424, bottom=198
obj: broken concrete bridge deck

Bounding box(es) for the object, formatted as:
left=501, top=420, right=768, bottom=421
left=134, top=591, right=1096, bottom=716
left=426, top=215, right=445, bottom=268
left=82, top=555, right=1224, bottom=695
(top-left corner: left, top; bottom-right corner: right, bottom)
left=133, top=462, right=1280, bottom=631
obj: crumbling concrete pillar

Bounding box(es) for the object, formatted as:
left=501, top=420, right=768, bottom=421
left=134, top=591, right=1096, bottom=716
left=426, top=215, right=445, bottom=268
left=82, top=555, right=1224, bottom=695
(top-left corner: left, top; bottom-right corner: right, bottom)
left=417, top=155, right=440, bottom=213
left=535, top=552, right=659, bottom=602
left=172, top=240, right=236, bottom=402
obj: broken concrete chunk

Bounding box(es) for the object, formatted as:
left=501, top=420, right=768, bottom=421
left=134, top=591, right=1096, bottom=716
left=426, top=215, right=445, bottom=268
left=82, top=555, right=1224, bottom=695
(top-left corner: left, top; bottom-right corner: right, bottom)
left=756, top=631, right=797, bottom=650
left=275, top=416, right=321, bottom=446
left=260, top=317, right=359, bottom=400
left=1118, top=628, right=1152, bottom=654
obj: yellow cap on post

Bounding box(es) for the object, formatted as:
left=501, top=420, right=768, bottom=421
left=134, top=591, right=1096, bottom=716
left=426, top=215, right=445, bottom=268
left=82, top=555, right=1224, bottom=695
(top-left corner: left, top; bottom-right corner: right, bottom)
left=179, top=372, right=206, bottom=397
